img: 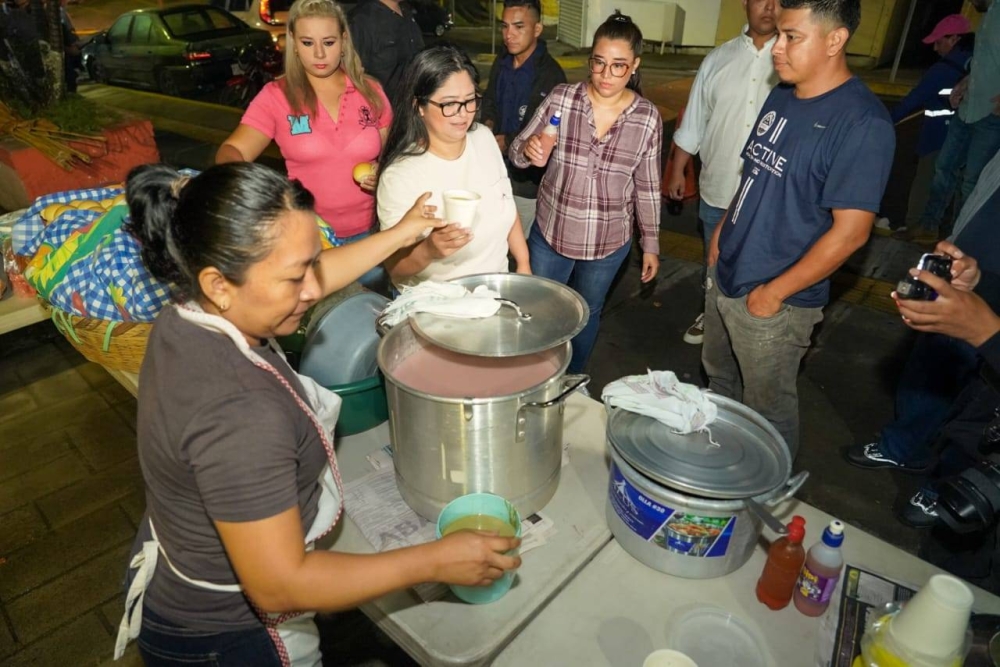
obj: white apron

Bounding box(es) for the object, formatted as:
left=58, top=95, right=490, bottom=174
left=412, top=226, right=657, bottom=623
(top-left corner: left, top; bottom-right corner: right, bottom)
left=115, top=303, right=346, bottom=667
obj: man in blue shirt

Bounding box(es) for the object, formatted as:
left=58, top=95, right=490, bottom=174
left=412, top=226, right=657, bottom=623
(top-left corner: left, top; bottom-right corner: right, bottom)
left=703, top=0, right=895, bottom=458
left=481, top=0, right=566, bottom=235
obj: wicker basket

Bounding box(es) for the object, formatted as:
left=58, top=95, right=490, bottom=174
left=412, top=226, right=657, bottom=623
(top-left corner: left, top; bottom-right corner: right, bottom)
left=51, top=309, right=151, bottom=374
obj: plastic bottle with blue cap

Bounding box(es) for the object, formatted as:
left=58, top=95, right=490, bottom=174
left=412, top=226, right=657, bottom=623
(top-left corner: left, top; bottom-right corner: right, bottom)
left=793, top=520, right=845, bottom=617
left=538, top=111, right=562, bottom=164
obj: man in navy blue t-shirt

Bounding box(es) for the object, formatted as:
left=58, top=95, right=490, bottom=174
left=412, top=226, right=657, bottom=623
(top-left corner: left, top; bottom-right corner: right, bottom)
left=703, top=0, right=895, bottom=458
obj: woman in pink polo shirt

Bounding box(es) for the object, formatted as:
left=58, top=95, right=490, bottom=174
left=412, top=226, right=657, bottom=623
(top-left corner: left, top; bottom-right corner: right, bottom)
left=217, top=0, right=392, bottom=287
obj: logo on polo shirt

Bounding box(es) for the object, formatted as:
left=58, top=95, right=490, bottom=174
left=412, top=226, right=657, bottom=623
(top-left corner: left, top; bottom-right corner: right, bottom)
left=358, top=106, right=377, bottom=128
left=287, top=115, right=312, bottom=135
left=757, top=111, right=776, bottom=137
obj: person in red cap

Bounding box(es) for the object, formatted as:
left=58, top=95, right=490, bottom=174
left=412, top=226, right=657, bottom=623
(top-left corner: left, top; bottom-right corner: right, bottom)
left=884, top=14, right=973, bottom=238
left=905, top=0, right=1000, bottom=243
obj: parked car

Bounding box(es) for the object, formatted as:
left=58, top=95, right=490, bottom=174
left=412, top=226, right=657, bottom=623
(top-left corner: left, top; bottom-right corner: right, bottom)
left=411, top=0, right=453, bottom=37
left=82, top=5, right=275, bottom=97
left=208, top=0, right=290, bottom=50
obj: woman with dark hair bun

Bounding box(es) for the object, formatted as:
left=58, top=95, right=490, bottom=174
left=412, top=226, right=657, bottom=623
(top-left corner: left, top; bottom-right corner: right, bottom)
left=115, top=162, right=521, bottom=666
left=510, top=11, right=662, bottom=375
left=377, top=44, right=531, bottom=290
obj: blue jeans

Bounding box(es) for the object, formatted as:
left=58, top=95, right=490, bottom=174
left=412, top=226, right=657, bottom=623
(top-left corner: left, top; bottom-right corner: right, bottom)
left=137, top=606, right=282, bottom=667
left=879, top=332, right=979, bottom=464
left=340, top=230, right=388, bottom=293
left=698, top=199, right=728, bottom=256
left=920, top=113, right=1000, bottom=231
left=528, top=230, right=631, bottom=373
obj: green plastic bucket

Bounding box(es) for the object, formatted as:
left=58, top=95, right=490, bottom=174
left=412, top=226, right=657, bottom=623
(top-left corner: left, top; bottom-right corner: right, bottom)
left=328, top=373, right=389, bottom=437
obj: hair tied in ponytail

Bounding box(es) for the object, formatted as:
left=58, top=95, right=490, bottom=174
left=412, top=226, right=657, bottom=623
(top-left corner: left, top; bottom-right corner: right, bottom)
left=611, top=10, right=632, bottom=23
left=170, top=175, right=192, bottom=199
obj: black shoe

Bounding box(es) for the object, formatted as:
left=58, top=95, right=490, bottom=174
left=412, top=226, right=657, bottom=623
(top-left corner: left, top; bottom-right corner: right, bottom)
left=896, top=489, right=941, bottom=529
left=844, top=442, right=932, bottom=474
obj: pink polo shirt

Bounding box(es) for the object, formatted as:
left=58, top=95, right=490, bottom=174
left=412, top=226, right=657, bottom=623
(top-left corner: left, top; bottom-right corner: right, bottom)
left=241, top=78, right=392, bottom=237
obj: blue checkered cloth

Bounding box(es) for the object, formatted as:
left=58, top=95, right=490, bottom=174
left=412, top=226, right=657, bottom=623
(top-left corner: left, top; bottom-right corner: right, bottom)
left=11, top=186, right=124, bottom=256
left=47, top=227, right=170, bottom=322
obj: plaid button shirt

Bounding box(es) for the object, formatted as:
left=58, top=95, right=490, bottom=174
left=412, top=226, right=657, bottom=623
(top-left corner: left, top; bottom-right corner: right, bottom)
left=510, top=82, right=662, bottom=260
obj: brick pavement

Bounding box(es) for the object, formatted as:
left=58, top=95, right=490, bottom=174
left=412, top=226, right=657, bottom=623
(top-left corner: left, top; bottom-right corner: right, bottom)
left=0, top=324, right=144, bottom=665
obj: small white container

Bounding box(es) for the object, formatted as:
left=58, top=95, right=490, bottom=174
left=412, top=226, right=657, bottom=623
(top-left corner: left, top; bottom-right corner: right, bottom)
left=643, top=649, right=698, bottom=667
left=442, top=189, right=481, bottom=228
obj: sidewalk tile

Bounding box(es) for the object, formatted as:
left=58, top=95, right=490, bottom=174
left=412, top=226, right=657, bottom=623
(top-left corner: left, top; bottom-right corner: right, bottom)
left=113, top=402, right=137, bottom=431
left=77, top=362, right=116, bottom=389
left=119, top=492, right=145, bottom=527
left=27, top=367, right=93, bottom=408
left=0, top=616, right=14, bottom=660
left=0, top=505, right=48, bottom=555
left=6, top=542, right=130, bottom=645
left=5, top=613, right=111, bottom=667
left=98, top=381, right=137, bottom=407
left=67, top=409, right=136, bottom=471
left=35, top=457, right=142, bottom=528
left=0, top=505, right=134, bottom=601
left=0, top=388, right=39, bottom=425
left=0, top=454, right=89, bottom=516
left=0, top=431, right=71, bottom=483
left=13, top=344, right=78, bottom=384
left=0, top=393, right=112, bottom=449
left=98, top=594, right=124, bottom=631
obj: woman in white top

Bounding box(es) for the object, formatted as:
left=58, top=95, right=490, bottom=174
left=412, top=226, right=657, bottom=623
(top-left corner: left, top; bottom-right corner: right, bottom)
left=377, top=44, right=530, bottom=289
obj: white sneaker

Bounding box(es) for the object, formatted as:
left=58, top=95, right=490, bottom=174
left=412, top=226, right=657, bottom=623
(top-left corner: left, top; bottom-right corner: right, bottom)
left=683, top=313, right=705, bottom=345
left=874, top=217, right=892, bottom=230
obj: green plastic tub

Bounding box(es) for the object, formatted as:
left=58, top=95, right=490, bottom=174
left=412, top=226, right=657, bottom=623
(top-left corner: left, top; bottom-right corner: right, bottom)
left=329, top=373, right=389, bottom=437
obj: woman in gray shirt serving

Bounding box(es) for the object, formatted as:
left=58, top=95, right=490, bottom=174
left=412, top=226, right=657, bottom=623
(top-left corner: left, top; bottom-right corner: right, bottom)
left=114, top=162, right=520, bottom=666
left=510, top=11, right=662, bottom=375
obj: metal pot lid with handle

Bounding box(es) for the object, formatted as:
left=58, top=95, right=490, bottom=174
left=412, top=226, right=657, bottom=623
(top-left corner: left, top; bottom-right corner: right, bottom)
left=607, top=393, right=792, bottom=500
left=408, top=273, right=590, bottom=358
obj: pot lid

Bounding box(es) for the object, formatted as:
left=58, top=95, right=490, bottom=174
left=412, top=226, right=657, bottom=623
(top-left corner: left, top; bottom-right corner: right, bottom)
left=607, top=393, right=791, bottom=500
left=409, top=273, right=589, bottom=357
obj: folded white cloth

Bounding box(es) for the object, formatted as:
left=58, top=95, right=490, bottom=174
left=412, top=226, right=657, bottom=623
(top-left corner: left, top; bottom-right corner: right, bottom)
left=380, top=281, right=502, bottom=327
left=602, top=370, right=719, bottom=444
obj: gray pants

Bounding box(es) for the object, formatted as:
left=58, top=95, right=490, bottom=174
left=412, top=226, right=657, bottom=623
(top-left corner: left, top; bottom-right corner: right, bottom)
left=701, top=269, right=823, bottom=458
left=513, top=195, right=537, bottom=237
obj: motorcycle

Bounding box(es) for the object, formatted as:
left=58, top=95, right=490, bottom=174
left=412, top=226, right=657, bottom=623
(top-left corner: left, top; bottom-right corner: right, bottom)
left=219, top=44, right=283, bottom=109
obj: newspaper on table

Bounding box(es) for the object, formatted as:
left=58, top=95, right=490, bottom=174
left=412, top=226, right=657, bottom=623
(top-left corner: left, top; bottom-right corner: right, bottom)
left=343, top=444, right=558, bottom=602
left=816, top=564, right=917, bottom=667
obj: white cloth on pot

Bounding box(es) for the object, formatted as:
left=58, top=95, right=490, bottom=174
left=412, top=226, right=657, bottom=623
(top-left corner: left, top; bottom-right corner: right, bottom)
left=602, top=370, right=719, bottom=443
left=379, top=281, right=502, bottom=326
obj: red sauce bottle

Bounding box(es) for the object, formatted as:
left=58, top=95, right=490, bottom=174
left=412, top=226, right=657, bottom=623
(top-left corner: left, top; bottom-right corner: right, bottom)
left=756, top=515, right=806, bottom=610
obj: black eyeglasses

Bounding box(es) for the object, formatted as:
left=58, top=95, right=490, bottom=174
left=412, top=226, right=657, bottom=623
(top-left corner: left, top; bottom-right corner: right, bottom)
left=588, top=58, right=630, bottom=77
left=425, top=95, right=483, bottom=117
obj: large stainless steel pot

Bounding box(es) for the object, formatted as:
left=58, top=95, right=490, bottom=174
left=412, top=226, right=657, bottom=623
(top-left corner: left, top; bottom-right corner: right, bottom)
left=377, top=319, right=587, bottom=521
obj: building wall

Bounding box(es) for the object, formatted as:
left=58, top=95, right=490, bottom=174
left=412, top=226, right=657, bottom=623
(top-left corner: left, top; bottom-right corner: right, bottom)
left=580, top=0, right=722, bottom=47
left=713, top=0, right=939, bottom=67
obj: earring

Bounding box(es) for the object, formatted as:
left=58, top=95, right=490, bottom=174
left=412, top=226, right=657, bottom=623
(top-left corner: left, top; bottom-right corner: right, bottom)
left=219, top=301, right=230, bottom=313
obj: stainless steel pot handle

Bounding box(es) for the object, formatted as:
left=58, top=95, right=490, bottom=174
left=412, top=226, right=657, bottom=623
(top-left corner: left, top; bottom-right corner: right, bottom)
left=762, top=470, right=810, bottom=506
left=375, top=314, right=392, bottom=338
left=495, top=298, right=532, bottom=321
left=521, top=374, right=590, bottom=410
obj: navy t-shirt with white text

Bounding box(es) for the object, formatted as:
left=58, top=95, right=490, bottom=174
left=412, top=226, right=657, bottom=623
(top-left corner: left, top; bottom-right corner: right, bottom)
left=716, top=77, right=895, bottom=308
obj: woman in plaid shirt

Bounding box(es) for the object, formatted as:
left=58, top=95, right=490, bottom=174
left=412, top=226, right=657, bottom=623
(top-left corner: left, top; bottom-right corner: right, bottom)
left=510, top=11, right=662, bottom=375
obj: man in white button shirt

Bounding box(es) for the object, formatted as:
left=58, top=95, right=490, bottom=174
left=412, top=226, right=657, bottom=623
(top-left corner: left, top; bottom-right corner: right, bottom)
left=666, top=0, right=780, bottom=344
